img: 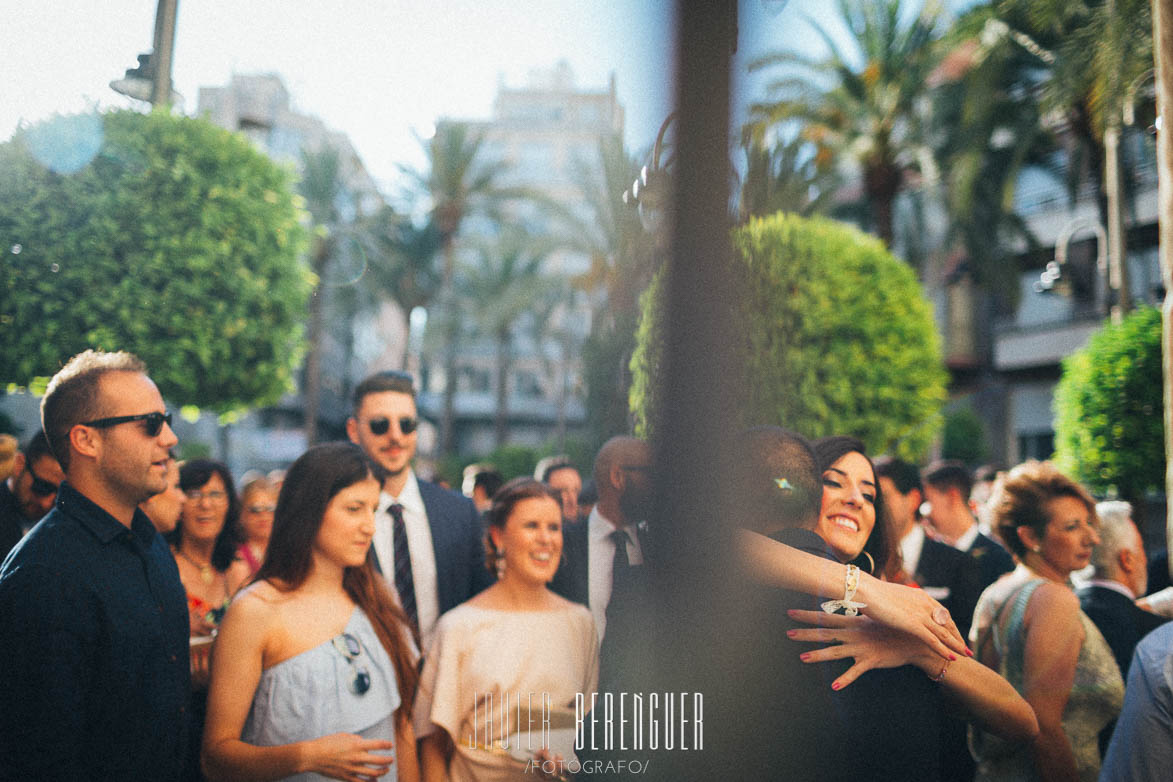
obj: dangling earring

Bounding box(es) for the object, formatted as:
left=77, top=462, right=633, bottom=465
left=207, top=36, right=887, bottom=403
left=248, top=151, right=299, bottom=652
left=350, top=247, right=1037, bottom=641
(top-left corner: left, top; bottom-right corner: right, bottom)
left=495, top=548, right=506, bottom=579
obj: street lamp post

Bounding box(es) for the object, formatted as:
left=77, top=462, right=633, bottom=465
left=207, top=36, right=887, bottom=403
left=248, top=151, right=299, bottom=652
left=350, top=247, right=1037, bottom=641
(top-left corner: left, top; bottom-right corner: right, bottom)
left=110, top=0, right=180, bottom=108
left=150, top=0, right=179, bottom=107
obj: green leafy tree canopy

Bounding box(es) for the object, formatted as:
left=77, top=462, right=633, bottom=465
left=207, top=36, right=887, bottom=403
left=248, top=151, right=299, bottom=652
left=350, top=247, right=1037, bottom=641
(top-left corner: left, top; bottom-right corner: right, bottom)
left=1053, top=306, right=1164, bottom=505
left=630, top=213, right=947, bottom=460
left=1, top=109, right=312, bottom=414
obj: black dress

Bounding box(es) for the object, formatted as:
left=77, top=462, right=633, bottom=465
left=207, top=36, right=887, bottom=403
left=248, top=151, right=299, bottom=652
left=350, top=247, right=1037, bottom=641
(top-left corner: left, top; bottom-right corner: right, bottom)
left=742, top=528, right=943, bottom=782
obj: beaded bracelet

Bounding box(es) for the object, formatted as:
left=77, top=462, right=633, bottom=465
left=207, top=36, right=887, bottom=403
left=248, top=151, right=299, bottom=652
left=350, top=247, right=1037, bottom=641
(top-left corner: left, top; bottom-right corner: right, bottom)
left=820, top=563, right=868, bottom=616
left=931, top=657, right=951, bottom=683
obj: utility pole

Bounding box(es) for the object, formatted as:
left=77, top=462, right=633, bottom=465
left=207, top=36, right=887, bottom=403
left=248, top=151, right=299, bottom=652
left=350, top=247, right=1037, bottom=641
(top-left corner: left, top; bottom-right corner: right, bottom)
left=1153, top=0, right=1173, bottom=582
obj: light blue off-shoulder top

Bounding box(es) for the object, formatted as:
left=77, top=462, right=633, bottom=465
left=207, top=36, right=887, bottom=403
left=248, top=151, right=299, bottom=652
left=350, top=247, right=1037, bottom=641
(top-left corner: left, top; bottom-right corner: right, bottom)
left=242, top=607, right=401, bottom=782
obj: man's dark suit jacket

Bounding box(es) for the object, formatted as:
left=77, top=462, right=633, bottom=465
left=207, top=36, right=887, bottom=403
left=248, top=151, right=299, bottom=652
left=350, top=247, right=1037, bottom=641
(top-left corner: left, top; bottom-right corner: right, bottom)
left=968, top=530, right=1016, bottom=590
left=549, top=514, right=648, bottom=610
left=375, top=479, right=494, bottom=616
left=914, top=535, right=985, bottom=641
left=1077, top=583, right=1169, bottom=679
left=911, top=536, right=987, bottom=782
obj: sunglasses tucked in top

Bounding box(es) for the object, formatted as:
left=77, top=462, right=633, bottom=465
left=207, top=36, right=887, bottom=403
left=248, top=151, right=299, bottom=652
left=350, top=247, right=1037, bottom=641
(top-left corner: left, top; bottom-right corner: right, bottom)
left=367, top=416, right=418, bottom=436
left=332, top=632, right=371, bottom=695
left=80, top=411, right=172, bottom=438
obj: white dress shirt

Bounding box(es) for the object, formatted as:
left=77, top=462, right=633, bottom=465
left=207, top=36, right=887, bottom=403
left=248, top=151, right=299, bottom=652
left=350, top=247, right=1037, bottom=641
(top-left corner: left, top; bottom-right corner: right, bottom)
left=1086, top=578, right=1138, bottom=601
left=900, top=522, right=926, bottom=579
left=372, top=469, right=441, bottom=649
left=587, top=506, right=643, bottom=642
left=953, top=523, right=979, bottom=553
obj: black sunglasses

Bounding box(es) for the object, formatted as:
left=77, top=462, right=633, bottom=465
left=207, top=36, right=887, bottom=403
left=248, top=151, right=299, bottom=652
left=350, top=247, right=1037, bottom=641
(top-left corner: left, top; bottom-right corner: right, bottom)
left=80, top=411, right=172, bottom=437
left=27, top=467, right=60, bottom=497
left=331, top=633, right=371, bottom=695
left=367, top=416, right=418, bottom=436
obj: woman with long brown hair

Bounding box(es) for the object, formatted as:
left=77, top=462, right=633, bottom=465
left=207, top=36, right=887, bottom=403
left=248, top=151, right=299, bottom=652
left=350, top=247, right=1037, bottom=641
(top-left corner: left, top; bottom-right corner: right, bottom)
left=202, top=442, right=419, bottom=782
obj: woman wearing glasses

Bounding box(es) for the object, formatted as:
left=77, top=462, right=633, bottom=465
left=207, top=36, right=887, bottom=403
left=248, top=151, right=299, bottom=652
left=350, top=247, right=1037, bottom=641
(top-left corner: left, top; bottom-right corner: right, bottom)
left=203, top=442, right=419, bottom=782
left=414, top=478, right=598, bottom=782
left=169, top=459, right=249, bottom=637
left=237, top=475, right=279, bottom=577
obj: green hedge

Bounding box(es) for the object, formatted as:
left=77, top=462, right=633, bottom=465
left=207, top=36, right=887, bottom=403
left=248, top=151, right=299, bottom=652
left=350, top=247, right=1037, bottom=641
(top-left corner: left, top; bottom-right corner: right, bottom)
left=630, top=212, right=947, bottom=460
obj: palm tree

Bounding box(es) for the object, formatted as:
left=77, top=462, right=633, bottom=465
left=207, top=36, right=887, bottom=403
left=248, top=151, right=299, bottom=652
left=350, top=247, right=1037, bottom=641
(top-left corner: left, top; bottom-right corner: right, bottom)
left=926, top=3, right=1055, bottom=302
left=737, top=130, right=842, bottom=221
left=399, top=122, right=523, bottom=455
left=359, top=204, right=443, bottom=369
left=557, top=134, right=659, bottom=448
left=456, top=227, right=555, bottom=447
left=989, top=0, right=1154, bottom=314
left=747, top=0, right=946, bottom=247
left=298, top=144, right=346, bottom=446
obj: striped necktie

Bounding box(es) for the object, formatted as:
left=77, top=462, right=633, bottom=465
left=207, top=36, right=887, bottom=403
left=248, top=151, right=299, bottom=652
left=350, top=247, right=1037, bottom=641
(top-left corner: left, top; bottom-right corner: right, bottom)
left=388, top=502, right=418, bottom=636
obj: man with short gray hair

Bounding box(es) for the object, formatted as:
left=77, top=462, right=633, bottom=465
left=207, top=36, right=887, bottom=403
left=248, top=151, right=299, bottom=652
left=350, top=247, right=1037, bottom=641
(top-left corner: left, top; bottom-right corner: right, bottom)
left=1077, top=501, right=1168, bottom=679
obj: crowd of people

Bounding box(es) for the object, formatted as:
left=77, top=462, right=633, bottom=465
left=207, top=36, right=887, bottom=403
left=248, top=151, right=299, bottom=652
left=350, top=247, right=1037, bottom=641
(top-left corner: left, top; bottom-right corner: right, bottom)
left=1, top=348, right=1172, bottom=781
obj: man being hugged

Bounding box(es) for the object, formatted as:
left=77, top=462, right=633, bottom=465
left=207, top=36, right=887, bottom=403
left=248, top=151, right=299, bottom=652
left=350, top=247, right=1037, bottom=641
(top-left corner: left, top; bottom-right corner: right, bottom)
left=0, top=350, right=189, bottom=781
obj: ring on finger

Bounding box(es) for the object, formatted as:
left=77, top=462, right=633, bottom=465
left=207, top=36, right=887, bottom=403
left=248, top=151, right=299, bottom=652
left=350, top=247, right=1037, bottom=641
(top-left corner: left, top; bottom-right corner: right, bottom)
left=931, top=606, right=949, bottom=627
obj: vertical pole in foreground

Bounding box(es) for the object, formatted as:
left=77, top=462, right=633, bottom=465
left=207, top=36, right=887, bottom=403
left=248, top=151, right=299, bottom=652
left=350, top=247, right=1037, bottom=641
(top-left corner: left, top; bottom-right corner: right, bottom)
left=650, top=1, right=744, bottom=779
left=1154, top=0, right=1173, bottom=581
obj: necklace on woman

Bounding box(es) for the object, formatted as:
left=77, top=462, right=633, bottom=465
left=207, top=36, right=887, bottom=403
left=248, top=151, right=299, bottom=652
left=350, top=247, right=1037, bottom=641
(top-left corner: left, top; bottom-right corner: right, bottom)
left=177, top=547, right=215, bottom=586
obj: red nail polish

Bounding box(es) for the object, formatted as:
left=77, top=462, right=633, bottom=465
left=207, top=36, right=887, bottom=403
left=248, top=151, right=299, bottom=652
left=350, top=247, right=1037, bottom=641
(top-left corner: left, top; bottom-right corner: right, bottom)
left=831, top=682, right=841, bottom=690
left=967, top=647, right=975, bottom=657
left=800, top=652, right=811, bottom=661
left=949, top=654, right=957, bottom=661
left=787, top=630, right=797, bottom=638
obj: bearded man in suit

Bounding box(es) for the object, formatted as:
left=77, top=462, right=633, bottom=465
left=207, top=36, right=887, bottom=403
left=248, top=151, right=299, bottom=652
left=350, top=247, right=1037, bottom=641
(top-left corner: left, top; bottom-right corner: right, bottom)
left=346, top=371, right=493, bottom=649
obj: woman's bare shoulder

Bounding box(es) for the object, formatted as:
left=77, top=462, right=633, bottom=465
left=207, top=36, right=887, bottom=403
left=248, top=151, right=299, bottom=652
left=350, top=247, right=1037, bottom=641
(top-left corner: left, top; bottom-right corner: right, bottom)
left=1024, top=581, right=1082, bottom=632
left=225, top=580, right=289, bottom=624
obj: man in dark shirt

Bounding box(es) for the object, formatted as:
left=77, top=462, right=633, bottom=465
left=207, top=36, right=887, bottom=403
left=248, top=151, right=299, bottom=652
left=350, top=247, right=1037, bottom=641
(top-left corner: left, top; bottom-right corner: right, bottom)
left=0, top=350, right=190, bottom=781
left=922, top=460, right=1015, bottom=588
left=0, top=429, right=65, bottom=561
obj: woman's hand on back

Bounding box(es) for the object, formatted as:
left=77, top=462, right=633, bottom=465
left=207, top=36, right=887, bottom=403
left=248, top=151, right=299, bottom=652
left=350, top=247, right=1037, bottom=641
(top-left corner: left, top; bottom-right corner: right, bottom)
left=854, top=573, right=970, bottom=660
left=786, top=609, right=941, bottom=689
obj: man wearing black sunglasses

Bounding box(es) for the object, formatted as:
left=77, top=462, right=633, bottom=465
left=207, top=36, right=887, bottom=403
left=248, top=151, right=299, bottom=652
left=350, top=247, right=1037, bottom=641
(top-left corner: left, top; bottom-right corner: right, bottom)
left=346, top=370, right=493, bottom=648
left=0, top=429, right=65, bottom=562
left=0, top=350, right=189, bottom=782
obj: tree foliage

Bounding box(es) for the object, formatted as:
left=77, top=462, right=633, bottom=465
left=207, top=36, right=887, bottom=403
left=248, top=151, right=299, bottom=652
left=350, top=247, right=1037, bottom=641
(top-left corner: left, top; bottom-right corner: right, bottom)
left=747, top=0, right=946, bottom=247
left=927, top=4, right=1055, bottom=303
left=630, top=213, right=947, bottom=461
left=1053, top=306, right=1164, bottom=505
left=737, top=132, right=842, bottom=222
left=941, top=404, right=989, bottom=465
left=0, top=109, right=311, bottom=414
left=564, top=135, right=659, bottom=451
